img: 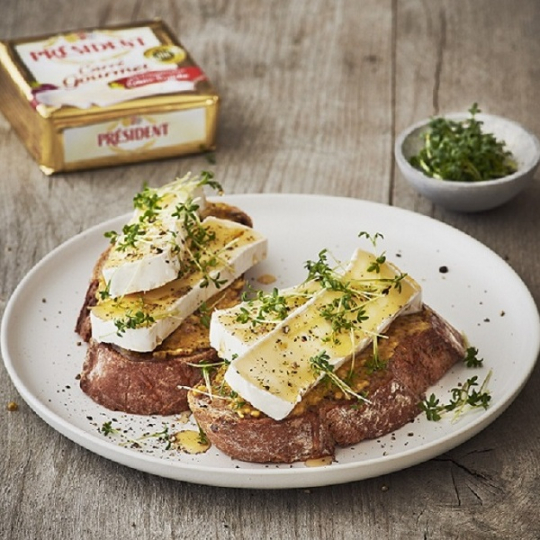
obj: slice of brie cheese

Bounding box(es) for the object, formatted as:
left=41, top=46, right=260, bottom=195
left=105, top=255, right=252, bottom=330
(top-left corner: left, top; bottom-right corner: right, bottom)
left=223, top=249, right=422, bottom=421
left=102, top=174, right=207, bottom=297
left=91, top=216, right=268, bottom=352
left=209, top=280, right=322, bottom=360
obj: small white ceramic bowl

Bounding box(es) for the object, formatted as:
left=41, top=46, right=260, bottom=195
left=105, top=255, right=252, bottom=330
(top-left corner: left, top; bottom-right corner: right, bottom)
left=395, top=112, right=540, bottom=212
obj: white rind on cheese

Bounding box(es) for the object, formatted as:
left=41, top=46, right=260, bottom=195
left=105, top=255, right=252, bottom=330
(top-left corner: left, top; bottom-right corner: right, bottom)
left=102, top=174, right=207, bottom=297
left=103, top=237, right=182, bottom=299
left=91, top=216, right=268, bottom=352
left=223, top=249, right=422, bottom=420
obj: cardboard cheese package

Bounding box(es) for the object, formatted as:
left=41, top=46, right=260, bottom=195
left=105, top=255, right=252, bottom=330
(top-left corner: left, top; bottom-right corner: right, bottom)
left=0, top=20, right=219, bottom=174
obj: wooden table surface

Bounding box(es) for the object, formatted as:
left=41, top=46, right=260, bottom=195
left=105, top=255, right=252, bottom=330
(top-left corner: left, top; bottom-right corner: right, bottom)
left=1, top=1, right=539, bottom=538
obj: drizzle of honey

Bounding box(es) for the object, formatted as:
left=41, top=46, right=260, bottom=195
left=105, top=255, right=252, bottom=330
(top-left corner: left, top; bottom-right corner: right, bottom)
left=256, top=273, right=277, bottom=285
left=304, top=456, right=333, bottom=467
left=171, top=430, right=211, bottom=454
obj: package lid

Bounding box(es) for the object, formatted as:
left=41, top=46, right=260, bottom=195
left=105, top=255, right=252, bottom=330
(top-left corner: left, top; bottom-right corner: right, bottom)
left=0, top=19, right=217, bottom=121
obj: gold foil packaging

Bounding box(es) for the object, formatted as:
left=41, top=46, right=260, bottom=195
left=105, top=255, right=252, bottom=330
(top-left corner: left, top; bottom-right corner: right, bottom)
left=0, top=20, right=219, bottom=174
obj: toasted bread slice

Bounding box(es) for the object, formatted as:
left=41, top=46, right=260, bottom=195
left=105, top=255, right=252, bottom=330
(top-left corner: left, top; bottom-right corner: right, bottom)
left=75, top=202, right=253, bottom=415
left=188, top=306, right=465, bottom=463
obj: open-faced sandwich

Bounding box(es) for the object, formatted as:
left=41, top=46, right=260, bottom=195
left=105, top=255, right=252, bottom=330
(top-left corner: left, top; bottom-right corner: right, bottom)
left=75, top=172, right=268, bottom=415
left=187, top=246, right=466, bottom=463
left=76, top=177, right=469, bottom=465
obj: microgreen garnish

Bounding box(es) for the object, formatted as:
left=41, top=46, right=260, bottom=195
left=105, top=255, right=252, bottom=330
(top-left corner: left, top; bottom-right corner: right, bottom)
left=120, top=223, right=145, bottom=251
left=196, top=170, right=223, bottom=194
left=98, top=416, right=216, bottom=454
left=304, top=249, right=333, bottom=283
left=98, top=419, right=179, bottom=450
left=420, top=372, right=492, bottom=422
left=236, top=288, right=290, bottom=327
left=367, top=254, right=387, bottom=274
left=420, top=394, right=444, bottom=421
left=409, top=103, right=517, bottom=182
left=197, top=426, right=209, bottom=445
left=364, top=354, right=387, bottom=374
left=186, top=359, right=230, bottom=399
left=420, top=345, right=491, bottom=422
left=100, top=421, right=120, bottom=436
left=303, top=247, right=406, bottom=343
left=103, top=171, right=222, bottom=252
left=304, top=251, right=358, bottom=296
left=358, top=232, right=388, bottom=273
left=227, top=389, right=247, bottom=410
left=364, top=337, right=387, bottom=374
left=463, top=346, right=484, bottom=368
left=140, top=426, right=172, bottom=450
left=186, top=359, right=230, bottom=370
left=133, top=183, right=163, bottom=222
left=172, top=198, right=202, bottom=221
left=114, top=309, right=156, bottom=336
left=310, top=351, right=371, bottom=403
left=450, top=374, right=492, bottom=411
left=358, top=231, right=384, bottom=247
left=235, top=238, right=407, bottom=349
left=319, top=296, right=369, bottom=342
left=104, top=230, right=119, bottom=245
left=172, top=196, right=228, bottom=289
left=98, top=281, right=111, bottom=301
left=104, top=222, right=147, bottom=251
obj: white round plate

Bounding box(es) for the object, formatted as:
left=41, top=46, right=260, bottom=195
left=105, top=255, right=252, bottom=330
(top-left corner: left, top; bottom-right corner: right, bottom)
left=2, top=194, right=539, bottom=489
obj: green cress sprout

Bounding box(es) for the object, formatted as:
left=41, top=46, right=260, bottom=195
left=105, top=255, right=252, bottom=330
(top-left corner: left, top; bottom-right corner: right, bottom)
left=420, top=374, right=492, bottom=421
left=236, top=287, right=290, bottom=327
left=420, top=346, right=492, bottom=421
left=236, top=235, right=405, bottom=345
left=409, top=103, right=517, bottom=182
left=104, top=171, right=222, bottom=252
left=309, top=351, right=371, bottom=403
left=113, top=309, right=155, bottom=337
left=100, top=172, right=227, bottom=335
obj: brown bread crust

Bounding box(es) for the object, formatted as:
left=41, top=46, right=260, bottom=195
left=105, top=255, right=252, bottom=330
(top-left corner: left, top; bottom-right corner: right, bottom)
left=186, top=403, right=335, bottom=463
left=188, top=306, right=465, bottom=463
left=80, top=341, right=218, bottom=416
left=76, top=202, right=253, bottom=415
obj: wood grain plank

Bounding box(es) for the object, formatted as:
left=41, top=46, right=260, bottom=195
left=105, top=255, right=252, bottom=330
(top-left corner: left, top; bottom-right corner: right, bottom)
left=1, top=1, right=539, bottom=539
